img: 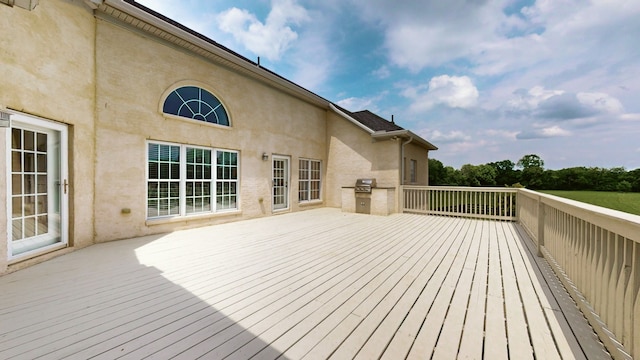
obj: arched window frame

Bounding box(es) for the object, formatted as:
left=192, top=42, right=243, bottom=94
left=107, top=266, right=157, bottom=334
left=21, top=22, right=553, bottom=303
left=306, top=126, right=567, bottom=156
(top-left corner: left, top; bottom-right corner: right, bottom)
left=160, top=82, right=231, bottom=127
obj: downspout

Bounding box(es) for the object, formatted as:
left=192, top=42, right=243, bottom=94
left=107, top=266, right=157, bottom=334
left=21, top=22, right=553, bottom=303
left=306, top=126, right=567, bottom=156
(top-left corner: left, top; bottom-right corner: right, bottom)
left=400, top=136, right=413, bottom=185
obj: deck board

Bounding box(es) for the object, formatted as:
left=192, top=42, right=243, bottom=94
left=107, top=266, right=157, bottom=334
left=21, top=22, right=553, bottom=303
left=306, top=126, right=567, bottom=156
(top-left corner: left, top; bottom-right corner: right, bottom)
left=0, top=208, right=609, bottom=359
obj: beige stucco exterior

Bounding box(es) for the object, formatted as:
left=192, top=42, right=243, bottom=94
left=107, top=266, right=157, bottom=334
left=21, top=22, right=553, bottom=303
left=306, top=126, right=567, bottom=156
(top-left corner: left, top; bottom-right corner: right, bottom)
left=0, top=0, right=96, bottom=273
left=403, top=141, right=430, bottom=186
left=92, top=17, right=328, bottom=241
left=0, top=0, right=435, bottom=275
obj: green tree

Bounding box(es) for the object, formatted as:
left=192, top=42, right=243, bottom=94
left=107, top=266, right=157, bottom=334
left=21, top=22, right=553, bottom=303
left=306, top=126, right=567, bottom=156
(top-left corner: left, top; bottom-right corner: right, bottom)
left=443, top=166, right=464, bottom=186
left=628, top=168, right=640, bottom=192
left=488, top=160, right=517, bottom=186
left=460, top=164, right=497, bottom=186
left=516, top=154, right=544, bottom=170
left=517, top=154, right=545, bottom=189
left=428, top=158, right=446, bottom=185
left=616, top=180, right=632, bottom=192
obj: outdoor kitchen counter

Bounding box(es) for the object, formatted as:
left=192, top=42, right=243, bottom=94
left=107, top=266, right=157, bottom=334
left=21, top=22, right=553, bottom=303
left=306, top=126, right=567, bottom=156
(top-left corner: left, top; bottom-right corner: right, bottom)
left=341, top=187, right=396, bottom=215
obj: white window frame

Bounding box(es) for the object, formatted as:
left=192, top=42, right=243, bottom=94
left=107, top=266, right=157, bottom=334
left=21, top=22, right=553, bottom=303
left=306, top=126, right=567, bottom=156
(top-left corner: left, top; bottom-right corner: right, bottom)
left=146, top=141, right=239, bottom=219
left=298, top=158, right=321, bottom=203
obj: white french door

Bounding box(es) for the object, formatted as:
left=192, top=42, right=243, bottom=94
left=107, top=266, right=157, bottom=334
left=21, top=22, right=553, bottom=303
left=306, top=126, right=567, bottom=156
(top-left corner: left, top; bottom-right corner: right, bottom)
left=7, top=114, right=68, bottom=259
left=272, top=155, right=289, bottom=211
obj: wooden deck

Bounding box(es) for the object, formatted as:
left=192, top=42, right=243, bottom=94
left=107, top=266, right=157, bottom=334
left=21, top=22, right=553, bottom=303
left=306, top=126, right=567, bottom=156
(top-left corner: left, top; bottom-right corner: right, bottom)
left=0, top=208, right=610, bottom=359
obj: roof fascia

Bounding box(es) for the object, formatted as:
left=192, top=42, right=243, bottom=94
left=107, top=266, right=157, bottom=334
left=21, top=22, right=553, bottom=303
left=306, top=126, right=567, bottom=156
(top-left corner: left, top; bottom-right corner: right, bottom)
left=329, top=103, right=374, bottom=134
left=371, top=130, right=438, bottom=150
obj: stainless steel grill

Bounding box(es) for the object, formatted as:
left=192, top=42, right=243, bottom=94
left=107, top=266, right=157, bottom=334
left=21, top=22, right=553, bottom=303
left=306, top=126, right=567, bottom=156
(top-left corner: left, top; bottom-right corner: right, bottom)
left=355, top=178, right=377, bottom=193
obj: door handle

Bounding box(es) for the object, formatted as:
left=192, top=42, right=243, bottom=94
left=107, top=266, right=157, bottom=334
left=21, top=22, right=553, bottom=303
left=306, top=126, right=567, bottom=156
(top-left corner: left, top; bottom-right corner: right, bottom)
left=63, top=179, right=68, bottom=194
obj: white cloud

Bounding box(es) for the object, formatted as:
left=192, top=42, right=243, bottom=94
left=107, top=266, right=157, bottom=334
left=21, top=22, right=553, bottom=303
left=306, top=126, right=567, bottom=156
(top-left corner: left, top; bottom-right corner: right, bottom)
left=507, top=86, right=564, bottom=111
left=483, top=129, right=518, bottom=140
left=335, top=93, right=386, bottom=112
left=504, top=86, right=625, bottom=124
left=621, top=113, right=640, bottom=121
left=576, top=92, right=624, bottom=114
left=419, top=130, right=471, bottom=144
left=336, top=97, right=373, bottom=111
left=517, top=125, right=571, bottom=140
left=403, top=75, right=479, bottom=112
left=217, top=0, right=309, bottom=61
left=350, top=0, right=507, bottom=72
left=372, top=66, right=391, bottom=79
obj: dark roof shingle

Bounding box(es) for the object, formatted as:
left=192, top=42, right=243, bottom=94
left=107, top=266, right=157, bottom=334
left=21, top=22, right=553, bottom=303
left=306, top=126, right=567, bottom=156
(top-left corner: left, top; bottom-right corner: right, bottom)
left=332, top=104, right=403, bottom=132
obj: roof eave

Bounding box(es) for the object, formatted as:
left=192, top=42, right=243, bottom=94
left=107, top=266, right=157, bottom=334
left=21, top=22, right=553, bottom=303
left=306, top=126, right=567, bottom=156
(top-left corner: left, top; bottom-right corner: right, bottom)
left=371, top=130, right=438, bottom=151
left=329, top=103, right=375, bottom=134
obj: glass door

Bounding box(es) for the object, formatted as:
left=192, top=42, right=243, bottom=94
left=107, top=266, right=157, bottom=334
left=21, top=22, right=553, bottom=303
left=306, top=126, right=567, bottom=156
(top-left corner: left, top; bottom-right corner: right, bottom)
left=8, top=114, right=68, bottom=259
left=272, top=155, right=289, bottom=211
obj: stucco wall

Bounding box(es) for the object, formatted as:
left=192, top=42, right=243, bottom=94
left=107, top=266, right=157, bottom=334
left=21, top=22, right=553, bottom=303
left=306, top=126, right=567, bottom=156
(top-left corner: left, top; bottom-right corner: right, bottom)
left=93, top=18, right=327, bottom=242
left=0, top=0, right=419, bottom=275
left=403, top=142, right=430, bottom=186
left=0, top=0, right=96, bottom=273
left=325, top=112, right=401, bottom=209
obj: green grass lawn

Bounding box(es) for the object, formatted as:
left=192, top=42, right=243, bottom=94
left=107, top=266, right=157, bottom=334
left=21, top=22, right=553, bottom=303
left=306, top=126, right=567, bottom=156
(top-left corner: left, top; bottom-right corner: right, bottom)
left=539, top=190, right=640, bottom=216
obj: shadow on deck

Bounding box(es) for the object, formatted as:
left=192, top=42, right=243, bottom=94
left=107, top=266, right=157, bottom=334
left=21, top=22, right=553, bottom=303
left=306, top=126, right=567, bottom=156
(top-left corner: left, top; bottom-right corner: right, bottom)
left=0, top=208, right=610, bottom=359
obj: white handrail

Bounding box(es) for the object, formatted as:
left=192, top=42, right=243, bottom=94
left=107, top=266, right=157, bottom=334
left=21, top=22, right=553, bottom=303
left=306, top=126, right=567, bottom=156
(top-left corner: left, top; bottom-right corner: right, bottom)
left=401, top=185, right=640, bottom=359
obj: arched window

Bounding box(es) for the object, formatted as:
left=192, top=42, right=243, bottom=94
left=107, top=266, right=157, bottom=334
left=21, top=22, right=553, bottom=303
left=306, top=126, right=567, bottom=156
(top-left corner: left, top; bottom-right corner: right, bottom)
left=163, top=86, right=229, bottom=126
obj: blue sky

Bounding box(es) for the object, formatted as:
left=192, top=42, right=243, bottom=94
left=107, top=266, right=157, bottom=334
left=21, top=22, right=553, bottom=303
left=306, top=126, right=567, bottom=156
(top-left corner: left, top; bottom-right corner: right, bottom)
left=137, top=0, right=640, bottom=170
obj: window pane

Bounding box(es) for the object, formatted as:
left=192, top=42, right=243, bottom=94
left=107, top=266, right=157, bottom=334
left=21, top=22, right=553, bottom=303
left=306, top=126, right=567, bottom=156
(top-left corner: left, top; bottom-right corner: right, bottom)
left=148, top=182, right=159, bottom=199
left=37, top=195, right=47, bottom=214
left=37, top=175, right=47, bottom=193
left=12, top=151, right=22, bottom=172
left=160, top=163, right=169, bottom=179
left=148, top=143, right=159, bottom=161
left=148, top=162, right=159, bottom=179
left=25, top=217, right=36, bottom=237
left=170, top=182, right=180, bottom=197
left=170, top=146, right=180, bottom=162
left=37, top=133, right=47, bottom=152
left=24, top=174, right=35, bottom=194
left=12, top=197, right=22, bottom=218
left=148, top=200, right=158, bottom=217
left=186, top=148, right=195, bottom=163
left=37, top=154, right=47, bottom=172
left=12, top=219, right=22, bottom=241
left=24, top=130, right=35, bottom=151
left=12, top=174, right=22, bottom=195
left=170, top=163, right=180, bottom=180
left=186, top=164, right=194, bottom=179
left=24, top=153, right=35, bottom=172
left=159, top=183, right=168, bottom=198
left=37, top=215, right=48, bottom=234
left=12, top=128, right=22, bottom=150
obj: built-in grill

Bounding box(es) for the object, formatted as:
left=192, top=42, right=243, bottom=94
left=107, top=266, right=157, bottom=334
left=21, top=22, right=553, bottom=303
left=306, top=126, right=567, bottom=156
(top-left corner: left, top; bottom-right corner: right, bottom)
left=355, top=178, right=377, bottom=193
left=354, top=178, right=376, bottom=214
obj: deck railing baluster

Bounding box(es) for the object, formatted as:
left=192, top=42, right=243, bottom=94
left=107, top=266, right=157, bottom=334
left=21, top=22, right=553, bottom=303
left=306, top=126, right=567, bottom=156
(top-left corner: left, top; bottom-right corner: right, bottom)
left=401, top=185, right=640, bottom=359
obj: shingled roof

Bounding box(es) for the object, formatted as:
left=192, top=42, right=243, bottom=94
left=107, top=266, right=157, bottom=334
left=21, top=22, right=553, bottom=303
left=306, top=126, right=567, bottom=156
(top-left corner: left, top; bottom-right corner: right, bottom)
left=331, top=104, right=403, bottom=132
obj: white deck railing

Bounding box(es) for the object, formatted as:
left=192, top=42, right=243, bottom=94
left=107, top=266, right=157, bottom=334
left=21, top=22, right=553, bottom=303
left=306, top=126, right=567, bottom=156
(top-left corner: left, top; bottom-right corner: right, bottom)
left=518, top=189, right=640, bottom=360
left=402, top=186, right=517, bottom=221
left=402, top=186, right=640, bottom=359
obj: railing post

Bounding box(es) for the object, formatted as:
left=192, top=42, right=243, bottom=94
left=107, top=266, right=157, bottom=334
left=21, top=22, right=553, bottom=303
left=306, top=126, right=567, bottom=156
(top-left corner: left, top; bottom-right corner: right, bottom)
left=537, top=195, right=545, bottom=257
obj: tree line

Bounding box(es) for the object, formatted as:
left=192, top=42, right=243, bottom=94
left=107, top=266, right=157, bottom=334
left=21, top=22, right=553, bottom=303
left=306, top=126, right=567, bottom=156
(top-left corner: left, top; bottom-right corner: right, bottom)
left=428, top=154, right=640, bottom=192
